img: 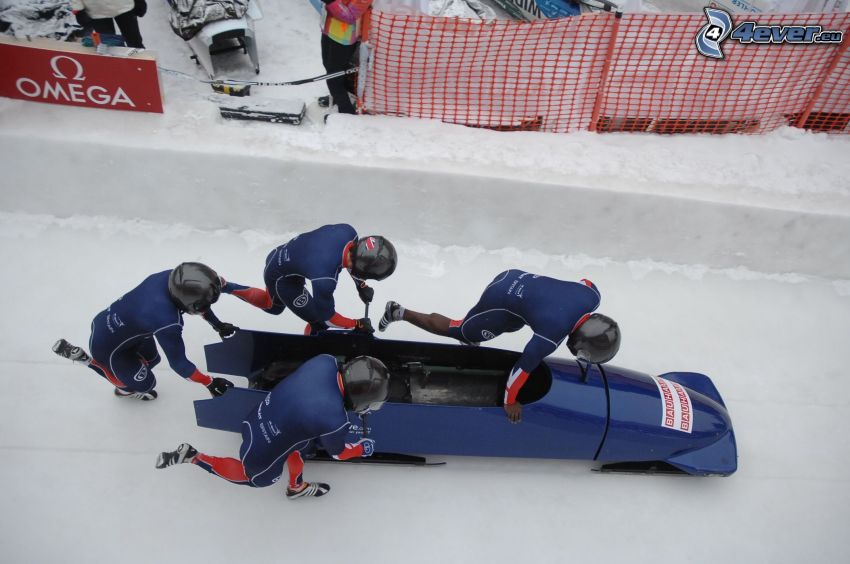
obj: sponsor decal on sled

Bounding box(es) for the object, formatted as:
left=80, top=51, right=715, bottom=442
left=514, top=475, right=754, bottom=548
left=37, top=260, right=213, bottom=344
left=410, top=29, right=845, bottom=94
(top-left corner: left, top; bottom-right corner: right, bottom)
left=653, top=376, right=693, bottom=434
left=0, top=36, right=163, bottom=113
left=695, top=7, right=844, bottom=59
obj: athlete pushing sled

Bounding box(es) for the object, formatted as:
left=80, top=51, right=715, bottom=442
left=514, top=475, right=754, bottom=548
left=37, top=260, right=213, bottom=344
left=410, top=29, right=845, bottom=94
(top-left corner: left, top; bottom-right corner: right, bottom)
left=156, top=354, right=390, bottom=499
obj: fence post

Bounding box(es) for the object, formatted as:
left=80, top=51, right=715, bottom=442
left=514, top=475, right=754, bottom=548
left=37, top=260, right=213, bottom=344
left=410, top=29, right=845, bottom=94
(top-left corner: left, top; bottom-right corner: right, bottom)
left=589, top=10, right=623, bottom=133
left=794, top=39, right=850, bottom=130
left=356, top=7, right=374, bottom=114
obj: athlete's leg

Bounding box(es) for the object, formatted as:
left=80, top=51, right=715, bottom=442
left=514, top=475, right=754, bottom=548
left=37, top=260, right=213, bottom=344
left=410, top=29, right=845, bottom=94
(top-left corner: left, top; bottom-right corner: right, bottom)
left=83, top=349, right=157, bottom=399
left=224, top=279, right=286, bottom=314
left=401, top=308, right=456, bottom=336
left=156, top=444, right=251, bottom=486
left=286, top=451, right=304, bottom=490
left=382, top=271, right=515, bottom=339
left=135, top=339, right=160, bottom=369
left=105, top=351, right=157, bottom=393
left=273, top=276, right=324, bottom=322
left=192, top=453, right=252, bottom=486
left=447, top=271, right=522, bottom=344
left=284, top=450, right=330, bottom=499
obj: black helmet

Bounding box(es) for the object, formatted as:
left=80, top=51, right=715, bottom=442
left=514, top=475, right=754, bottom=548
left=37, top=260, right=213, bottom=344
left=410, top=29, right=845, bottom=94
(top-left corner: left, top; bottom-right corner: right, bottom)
left=168, top=262, right=222, bottom=314
left=567, top=313, right=621, bottom=364
left=341, top=356, right=390, bottom=413
left=350, top=236, right=397, bottom=281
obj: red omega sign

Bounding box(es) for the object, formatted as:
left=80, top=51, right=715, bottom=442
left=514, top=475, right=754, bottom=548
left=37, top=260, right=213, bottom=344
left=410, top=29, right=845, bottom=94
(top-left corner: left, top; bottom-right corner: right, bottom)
left=0, top=36, right=163, bottom=113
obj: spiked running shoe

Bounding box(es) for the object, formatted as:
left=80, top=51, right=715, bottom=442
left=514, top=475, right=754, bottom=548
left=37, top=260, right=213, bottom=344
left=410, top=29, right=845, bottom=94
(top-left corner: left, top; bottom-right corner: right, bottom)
left=114, top=388, right=158, bottom=401
left=156, top=443, right=198, bottom=469
left=378, top=301, right=404, bottom=332
left=52, top=339, right=91, bottom=363
left=286, top=482, right=330, bottom=499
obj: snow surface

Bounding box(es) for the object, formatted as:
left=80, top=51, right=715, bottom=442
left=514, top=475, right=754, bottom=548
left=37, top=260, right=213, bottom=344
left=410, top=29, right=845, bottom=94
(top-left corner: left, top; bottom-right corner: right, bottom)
left=2, top=2, right=850, bottom=563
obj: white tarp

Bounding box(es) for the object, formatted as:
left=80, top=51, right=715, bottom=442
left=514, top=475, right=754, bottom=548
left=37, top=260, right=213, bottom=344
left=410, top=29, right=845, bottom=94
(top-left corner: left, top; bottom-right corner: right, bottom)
left=617, top=0, right=848, bottom=12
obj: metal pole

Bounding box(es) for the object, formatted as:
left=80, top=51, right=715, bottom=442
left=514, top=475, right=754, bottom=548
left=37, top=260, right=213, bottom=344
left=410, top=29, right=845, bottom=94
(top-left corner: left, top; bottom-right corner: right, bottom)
left=589, top=11, right=623, bottom=133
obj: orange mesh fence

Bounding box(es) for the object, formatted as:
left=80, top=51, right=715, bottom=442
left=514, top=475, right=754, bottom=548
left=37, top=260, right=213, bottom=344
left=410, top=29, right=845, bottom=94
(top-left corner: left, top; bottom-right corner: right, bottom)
left=361, top=11, right=850, bottom=134
left=796, top=39, right=850, bottom=132
left=362, top=13, right=614, bottom=132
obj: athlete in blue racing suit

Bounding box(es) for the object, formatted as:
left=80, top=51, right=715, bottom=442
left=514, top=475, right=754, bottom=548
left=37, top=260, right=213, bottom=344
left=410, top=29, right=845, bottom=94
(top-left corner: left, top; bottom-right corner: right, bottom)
left=52, top=263, right=236, bottom=400
left=379, top=269, right=619, bottom=423
left=220, top=224, right=397, bottom=335
left=155, top=354, right=390, bottom=499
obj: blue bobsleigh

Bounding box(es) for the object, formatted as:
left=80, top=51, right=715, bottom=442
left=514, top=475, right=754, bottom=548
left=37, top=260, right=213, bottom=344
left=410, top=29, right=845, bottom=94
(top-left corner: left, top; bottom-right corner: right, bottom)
left=194, top=330, right=737, bottom=476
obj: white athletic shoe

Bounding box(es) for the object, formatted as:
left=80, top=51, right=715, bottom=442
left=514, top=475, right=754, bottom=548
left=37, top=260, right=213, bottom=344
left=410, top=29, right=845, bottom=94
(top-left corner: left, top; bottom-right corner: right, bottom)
left=378, top=301, right=404, bottom=332
left=286, top=482, right=330, bottom=499
left=156, top=443, right=198, bottom=469
left=52, top=339, right=91, bottom=363
left=114, top=387, right=158, bottom=401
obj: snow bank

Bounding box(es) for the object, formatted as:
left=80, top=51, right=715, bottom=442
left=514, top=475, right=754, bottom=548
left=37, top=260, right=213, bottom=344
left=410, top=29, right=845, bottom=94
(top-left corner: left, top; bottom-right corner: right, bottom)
left=3, top=125, right=850, bottom=279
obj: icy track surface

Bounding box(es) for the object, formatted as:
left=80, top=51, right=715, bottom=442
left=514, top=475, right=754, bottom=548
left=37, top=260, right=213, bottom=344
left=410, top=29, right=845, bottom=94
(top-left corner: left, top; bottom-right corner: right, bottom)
left=1, top=213, right=848, bottom=564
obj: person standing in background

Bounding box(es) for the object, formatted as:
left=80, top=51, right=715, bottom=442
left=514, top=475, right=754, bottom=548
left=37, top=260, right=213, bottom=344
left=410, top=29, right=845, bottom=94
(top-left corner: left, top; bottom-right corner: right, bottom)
left=314, top=0, right=372, bottom=114
left=70, top=0, right=147, bottom=48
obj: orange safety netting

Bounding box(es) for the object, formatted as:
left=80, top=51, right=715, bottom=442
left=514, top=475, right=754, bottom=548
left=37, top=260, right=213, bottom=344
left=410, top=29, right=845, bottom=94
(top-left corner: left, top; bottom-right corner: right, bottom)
left=360, top=11, right=850, bottom=134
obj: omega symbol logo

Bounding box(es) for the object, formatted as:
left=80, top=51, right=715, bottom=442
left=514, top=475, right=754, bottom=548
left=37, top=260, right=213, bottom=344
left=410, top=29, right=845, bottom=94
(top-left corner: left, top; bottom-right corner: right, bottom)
left=50, top=56, right=86, bottom=81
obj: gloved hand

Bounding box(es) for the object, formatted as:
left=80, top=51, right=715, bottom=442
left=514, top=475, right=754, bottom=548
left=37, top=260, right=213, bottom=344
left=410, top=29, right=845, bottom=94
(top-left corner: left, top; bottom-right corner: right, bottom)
left=134, top=0, right=147, bottom=17
left=356, top=281, right=374, bottom=304
left=207, top=377, right=234, bottom=397
left=353, top=318, right=374, bottom=335
left=74, top=10, right=93, bottom=28
left=216, top=322, right=239, bottom=339
left=357, top=438, right=375, bottom=457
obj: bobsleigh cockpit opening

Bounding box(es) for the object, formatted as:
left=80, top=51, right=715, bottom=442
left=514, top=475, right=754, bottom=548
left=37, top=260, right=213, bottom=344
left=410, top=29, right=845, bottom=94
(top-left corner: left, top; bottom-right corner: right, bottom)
left=247, top=333, right=552, bottom=407
left=386, top=359, right=551, bottom=407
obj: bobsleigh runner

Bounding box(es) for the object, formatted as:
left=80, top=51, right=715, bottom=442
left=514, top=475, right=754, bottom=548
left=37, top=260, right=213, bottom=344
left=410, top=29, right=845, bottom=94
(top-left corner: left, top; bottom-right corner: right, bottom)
left=195, top=330, right=738, bottom=476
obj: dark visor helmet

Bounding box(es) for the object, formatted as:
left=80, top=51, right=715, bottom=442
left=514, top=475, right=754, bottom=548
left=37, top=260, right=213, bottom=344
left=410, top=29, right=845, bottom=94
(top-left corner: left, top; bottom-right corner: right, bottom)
left=341, top=356, right=390, bottom=414
left=567, top=313, right=621, bottom=364
left=350, top=236, right=397, bottom=281
left=168, top=262, right=222, bottom=315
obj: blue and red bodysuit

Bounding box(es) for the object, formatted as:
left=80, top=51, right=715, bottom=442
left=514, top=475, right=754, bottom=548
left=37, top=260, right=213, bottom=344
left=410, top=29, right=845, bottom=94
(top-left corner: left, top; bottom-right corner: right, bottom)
left=223, top=224, right=363, bottom=331
left=192, top=354, right=372, bottom=489
left=85, top=270, right=222, bottom=392
left=446, top=270, right=601, bottom=406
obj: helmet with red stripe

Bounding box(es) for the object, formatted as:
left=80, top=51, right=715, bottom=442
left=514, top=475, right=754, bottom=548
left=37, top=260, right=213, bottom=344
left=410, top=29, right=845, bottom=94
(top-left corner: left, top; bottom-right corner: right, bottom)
left=350, top=236, right=397, bottom=281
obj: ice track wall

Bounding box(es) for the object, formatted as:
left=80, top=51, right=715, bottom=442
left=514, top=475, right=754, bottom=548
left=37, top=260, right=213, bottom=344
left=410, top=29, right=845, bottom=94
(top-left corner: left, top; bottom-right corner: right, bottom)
left=3, top=135, right=850, bottom=279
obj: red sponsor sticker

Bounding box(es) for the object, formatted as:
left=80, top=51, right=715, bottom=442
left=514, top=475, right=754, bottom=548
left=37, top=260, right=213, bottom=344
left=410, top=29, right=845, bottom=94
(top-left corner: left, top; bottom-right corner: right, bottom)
left=654, top=377, right=693, bottom=434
